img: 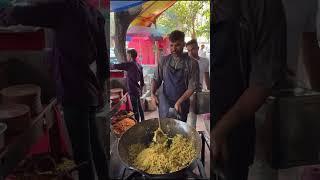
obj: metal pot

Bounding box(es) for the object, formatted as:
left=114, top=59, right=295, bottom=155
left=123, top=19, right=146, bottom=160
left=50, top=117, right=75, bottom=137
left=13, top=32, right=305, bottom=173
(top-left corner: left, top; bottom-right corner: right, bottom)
left=117, top=118, right=202, bottom=178
left=194, top=91, right=210, bottom=114
left=0, top=103, right=31, bottom=135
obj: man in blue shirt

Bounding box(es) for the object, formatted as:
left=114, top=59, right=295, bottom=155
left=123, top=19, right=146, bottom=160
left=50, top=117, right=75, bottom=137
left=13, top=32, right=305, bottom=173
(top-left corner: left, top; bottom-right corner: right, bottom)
left=1, top=1, right=108, bottom=179
left=111, top=49, right=145, bottom=122
left=152, top=30, right=199, bottom=122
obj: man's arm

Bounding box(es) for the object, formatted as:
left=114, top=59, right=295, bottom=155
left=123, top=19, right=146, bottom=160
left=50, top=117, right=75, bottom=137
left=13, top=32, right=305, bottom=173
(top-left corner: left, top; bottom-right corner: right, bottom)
left=95, top=10, right=107, bottom=89
left=0, top=3, right=65, bottom=28
left=151, top=57, right=164, bottom=95
left=213, top=86, right=271, bottom=136
left=175, top=59, right=200, bottom=112
left=174, top=89, right=194, bottom=113
left=112, top=62, right=130, bottom=71
left=151, top=57, right=164, bottom=105
left=212, top=0, right=286, bottom=144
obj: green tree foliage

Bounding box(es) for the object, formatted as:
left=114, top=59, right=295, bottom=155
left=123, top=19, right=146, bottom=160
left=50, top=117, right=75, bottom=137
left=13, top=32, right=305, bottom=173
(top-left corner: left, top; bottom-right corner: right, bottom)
left=156, top=1, right=210, bottom=39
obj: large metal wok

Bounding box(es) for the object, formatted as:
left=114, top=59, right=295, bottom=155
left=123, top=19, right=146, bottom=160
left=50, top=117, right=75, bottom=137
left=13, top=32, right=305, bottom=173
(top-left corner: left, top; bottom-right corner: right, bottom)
left=117, top=118, right=202, bottom=178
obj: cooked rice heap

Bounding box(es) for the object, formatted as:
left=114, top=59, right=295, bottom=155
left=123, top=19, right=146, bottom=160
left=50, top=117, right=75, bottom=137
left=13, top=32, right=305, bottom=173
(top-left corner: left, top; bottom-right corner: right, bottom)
left=128, top=134, right=196, bottom=174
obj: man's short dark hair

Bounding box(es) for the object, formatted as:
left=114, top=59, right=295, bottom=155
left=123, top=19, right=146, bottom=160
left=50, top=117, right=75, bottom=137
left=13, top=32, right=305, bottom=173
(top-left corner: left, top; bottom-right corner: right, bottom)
left=127, top=49, right=138, bottom=60
left=186, top=39, right=199, bottom=47
left=169, top=30, right=185, bottom=42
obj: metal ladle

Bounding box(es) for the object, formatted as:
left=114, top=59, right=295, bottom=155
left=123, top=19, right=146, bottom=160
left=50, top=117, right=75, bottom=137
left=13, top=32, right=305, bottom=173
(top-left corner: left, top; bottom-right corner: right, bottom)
left=153, top=118, right=169, bottom=144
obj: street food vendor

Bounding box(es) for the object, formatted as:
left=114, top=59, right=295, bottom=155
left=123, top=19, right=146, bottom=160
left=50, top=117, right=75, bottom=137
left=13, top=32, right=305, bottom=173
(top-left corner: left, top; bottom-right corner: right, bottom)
left=111, top=49, right=145, bottom=122
left=212, top=0, right=286, bottom=179
left=151, top=30, right=200, bottom=122
left=0, top=1, right=108, bottom=180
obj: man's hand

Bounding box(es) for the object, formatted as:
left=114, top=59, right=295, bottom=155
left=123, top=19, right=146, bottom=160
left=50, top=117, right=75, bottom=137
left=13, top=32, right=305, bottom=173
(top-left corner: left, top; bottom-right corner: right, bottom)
left=175, top=89, right=194, bottom=113
left=211, top=124, right=228, bottom=171
left=151, top=94, right=159, bottom=106
left=211, top=86, right=271, bottom=174
left=174, top=102, right=182, bottom=113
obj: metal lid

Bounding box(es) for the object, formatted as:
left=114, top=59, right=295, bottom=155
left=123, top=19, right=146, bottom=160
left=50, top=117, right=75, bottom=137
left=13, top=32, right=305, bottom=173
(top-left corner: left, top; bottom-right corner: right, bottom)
left=0, top=104, right=30, bottom=120
left=110, top=88, right=123, bottom=93
left=1, top=84, right=40, bottom=97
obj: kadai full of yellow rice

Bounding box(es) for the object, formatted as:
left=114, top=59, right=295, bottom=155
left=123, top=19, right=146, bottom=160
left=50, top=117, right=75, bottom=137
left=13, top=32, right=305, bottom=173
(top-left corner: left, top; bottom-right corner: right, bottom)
left=128, top=134, right=196, bottom=174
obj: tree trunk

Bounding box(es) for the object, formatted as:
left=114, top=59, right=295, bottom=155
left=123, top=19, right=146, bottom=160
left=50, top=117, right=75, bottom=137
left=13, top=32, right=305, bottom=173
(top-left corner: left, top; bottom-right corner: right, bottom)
left=191, top=16, right=196, bottom=39
left=190, top=2, right=197, bottom=39
left=114, top=6, right=142, bottom=63
left=191, top=27, right=196, bottom=39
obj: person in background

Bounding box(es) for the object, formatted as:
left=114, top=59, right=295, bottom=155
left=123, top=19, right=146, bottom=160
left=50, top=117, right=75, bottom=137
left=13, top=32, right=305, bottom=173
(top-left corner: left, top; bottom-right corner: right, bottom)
left=212, top=0, right=286, bottom=179
left=185, top=39, right=210, bottom=130
left=0, top=1, right=108, bottom=180
left=199, top=44, right=207, bottom=58
left=152, top=30, right=199, bottom=122
left=186, top=39, right=210, bottom=90
left=111, top=49, right=145, bottom=122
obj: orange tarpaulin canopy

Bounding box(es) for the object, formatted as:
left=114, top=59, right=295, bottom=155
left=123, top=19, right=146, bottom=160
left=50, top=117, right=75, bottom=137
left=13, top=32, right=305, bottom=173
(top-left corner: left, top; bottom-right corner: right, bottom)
left=130, top=1, right=176, bottom=27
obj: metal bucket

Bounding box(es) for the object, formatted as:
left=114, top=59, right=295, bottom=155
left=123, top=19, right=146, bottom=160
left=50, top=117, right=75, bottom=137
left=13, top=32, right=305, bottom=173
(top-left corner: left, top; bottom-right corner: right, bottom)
left=195, top=91, right=210, bottom=114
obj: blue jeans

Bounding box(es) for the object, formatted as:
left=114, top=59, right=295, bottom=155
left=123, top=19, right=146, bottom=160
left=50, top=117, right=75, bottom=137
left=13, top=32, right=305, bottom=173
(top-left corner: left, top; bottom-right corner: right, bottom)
left=63, top=106, right=108, bottom=180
